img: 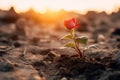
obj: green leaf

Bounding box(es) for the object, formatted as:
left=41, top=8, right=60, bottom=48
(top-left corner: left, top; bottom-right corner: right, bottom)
left=61, top=34, right=73, bottom=40
left=64, top=42, right=75, bottom=48
left=76, top=36, right=88, bottom=44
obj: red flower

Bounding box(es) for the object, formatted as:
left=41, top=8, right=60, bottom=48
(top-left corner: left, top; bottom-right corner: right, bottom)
left=64, top=18, right=79, bottom=29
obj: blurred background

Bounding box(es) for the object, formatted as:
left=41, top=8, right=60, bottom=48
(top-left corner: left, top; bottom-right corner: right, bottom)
left=0, top=0, right=120, bottom=46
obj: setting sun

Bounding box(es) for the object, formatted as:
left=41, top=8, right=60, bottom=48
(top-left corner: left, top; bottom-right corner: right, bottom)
left=0, top=0, right=120, bottom=14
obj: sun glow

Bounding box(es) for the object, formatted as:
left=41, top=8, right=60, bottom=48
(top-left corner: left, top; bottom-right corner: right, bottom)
left=0, top=0, right=120, bottom=14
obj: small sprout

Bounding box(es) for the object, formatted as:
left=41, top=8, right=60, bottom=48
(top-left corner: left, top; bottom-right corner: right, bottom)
left=62, top=18, right=84, bottom=57
left=61, top=17, right=99, bottom=61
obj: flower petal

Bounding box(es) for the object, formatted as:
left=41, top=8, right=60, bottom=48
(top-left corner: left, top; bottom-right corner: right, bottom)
left=64, top=20, right=68, bottom=26
left=64, top=18, right=79, bottom=30
left=74, top=24, right=80, bottom=29
left=72, top=18, right=76, bottom=23
left=69, top=20, right=75, bottom=27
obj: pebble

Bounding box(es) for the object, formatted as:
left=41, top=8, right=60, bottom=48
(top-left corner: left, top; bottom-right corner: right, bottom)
left=0, top=61, right=14, bottom=72
left=61, top=77, right=67, bottom=80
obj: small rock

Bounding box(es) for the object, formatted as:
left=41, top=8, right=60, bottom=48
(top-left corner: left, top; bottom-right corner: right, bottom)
left=30, top=37, right=40, bottom=45
left=61, top=77, right=67, bottom=80
left=0, top=61, right=14, bottom=72
left=32, top=61, right=45, bottom=70
left=112, top=50, right=120, bottom=60
left=0, top=45, right=8, bottom=49
left=86, top=50, right=108, bottom=59
left=0, top=39, right=12, bottom=46
left=38, top=49, right=50, bottom=55
left=0, top=51, right=7, bottom=56
left=112, top=28, right=120, bottom=36
left=29, top=75, right=42, bottom=80
left=29, top=47, right=50, bottom=55
left=98, top=34, right=105, bottom=42
left=116, top=38, right=120, bottom=42
left=13, top=42, right=22, bottom=47
left=48, top=51, right=60, bottom=58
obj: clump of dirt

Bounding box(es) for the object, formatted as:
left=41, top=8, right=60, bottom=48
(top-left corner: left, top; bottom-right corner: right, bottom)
left=31, top=52, right=120, bottom=80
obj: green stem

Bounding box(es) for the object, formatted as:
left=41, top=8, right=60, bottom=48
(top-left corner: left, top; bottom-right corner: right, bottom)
left=70, top=29, right=83, bottom=57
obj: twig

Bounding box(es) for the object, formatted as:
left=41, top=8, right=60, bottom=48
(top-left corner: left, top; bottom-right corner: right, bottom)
left=23, top=46, right=27, bottom=55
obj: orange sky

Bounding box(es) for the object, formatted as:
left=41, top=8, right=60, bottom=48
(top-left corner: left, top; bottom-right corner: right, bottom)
left=0, top=0, right=120, bottom=14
